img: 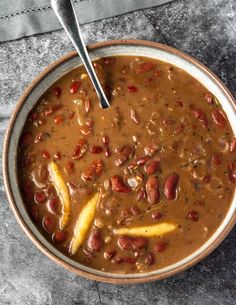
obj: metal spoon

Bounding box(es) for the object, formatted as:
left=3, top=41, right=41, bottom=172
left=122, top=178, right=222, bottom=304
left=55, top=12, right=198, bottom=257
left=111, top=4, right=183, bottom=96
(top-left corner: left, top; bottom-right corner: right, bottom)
left=51, top=0, right=110, bottom=109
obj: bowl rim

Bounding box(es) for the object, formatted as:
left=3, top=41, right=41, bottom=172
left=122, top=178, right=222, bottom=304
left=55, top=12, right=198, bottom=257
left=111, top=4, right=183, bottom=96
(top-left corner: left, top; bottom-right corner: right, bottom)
left=3, top=39, right=236, bottom=284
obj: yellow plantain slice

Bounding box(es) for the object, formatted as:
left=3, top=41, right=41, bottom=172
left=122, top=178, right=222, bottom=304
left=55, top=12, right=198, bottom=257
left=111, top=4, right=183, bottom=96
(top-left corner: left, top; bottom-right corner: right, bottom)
left=113, top=222, right=177, bottom=237
left=49, top=161, right=71, bottom=229
left=69, top=192, right=100, bottom=256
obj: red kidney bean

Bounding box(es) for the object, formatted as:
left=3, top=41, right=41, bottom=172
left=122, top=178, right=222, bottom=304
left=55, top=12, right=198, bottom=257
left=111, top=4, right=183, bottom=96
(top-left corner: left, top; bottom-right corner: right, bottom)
left=144, top=252, right=155, bottom=265
left=34, top=191, right=47, bottom=204
left=192, top=108, right=209, bottom=129
left=82, top=159, right=104, bottom=181
left=104, top=147, right=111, bottom=158
left=54, top=151, right=62, bottom=160
left=20, top=132, right=32, bottom=147
left=102, top=135, right=111, bottom=158
left=54, top=86, right=62, bottom=97
left=118, top=236, right=133, bottom=251
left=204, top=92, right=214, bottom=104
left=53, top=231, right=67, bottom=243
left=145, top=160, right=160, bottom=175
left=72, top=139, right=88, bottom=159
left=130, top=108, right=140, bottom=124
left=70, top=81, right=81, bottom=94
left=212, top=154, right=221, bottom=165
left=90, top=145, right=103, bottom=154
left=137, top=62, right=155, bottom=73
left=151, top=211, right=162, bottom=220
left=228, top=162, right=236, bottom=183
left=104, top=250, right=117, bottom=259
left=93, top=159, right=104, bottom=177
left=87, top=229, right=103, bottom=252
left=44, top=104, right=62, bottom=116
left=146, top=176, right=159, bottom=204
left=230, top=138, right=236, bottom=152
left=102, top=135, right=109, bottom=145
left=164, top=173, right=179, bottom=200
left=132, top=156, right=150, bottom=168
left=30, top=206, right=39, bottom=222
left=110, top=175, right=131, bottom=193
left=154, top=241, right=167, bottom=253
left=130, top=206, right=141, bottom=216
left=127, top=85, right=138, bottom=93
left=104, top=57, right=115, bottom=65
left=118, top=236, right=147, bottom=251
left=115, top=145, right=134, bottom=166
left=187, top=210, right=199, bottom=221
left=82, top=165, right=96, bottom=181
left=132, top=237, right=147, bottom=250
left=48, top=198, right=58, bottom=214
left=144, top=142, right=159, bottom=156
left=42, top=215, right=55, bottom=233
left=212, top=110, right=227, bottom=127
left=35, top=132, right=45, bottom=143
left=42, top=151, right=50, bottom=159
left=136, top=188, right=146, bottom=201
left=54, top=114, right=64, bottom=125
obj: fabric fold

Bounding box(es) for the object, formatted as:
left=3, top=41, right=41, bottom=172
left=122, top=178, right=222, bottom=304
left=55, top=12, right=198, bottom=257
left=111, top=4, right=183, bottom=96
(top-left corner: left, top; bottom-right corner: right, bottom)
left=0, top=0, right=173, bottom=42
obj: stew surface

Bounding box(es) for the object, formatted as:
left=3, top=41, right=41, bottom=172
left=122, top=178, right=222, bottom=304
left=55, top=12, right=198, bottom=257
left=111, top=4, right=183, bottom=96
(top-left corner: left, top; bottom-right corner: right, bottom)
left=18, top=56, right=236, bottom=274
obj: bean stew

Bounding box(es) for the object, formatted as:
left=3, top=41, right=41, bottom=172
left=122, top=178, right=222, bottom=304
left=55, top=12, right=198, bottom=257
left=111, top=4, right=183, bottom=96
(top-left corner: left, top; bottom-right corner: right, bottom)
left=18, top=56, right=236, bottom=274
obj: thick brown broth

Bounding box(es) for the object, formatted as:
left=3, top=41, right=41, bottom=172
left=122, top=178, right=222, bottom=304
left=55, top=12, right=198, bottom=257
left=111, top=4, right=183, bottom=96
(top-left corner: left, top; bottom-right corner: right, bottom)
left=18, top=56, right=236, bottom=274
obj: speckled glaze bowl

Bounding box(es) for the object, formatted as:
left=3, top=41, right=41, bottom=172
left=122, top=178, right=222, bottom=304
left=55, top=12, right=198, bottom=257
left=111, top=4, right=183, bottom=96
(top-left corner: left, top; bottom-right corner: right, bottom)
left=3, top=40, right=236, bottom=284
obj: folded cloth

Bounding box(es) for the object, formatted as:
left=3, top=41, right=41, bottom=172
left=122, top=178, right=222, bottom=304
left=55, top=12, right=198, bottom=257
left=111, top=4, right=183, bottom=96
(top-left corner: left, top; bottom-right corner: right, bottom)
left=0, top=0, right=174, bottom=42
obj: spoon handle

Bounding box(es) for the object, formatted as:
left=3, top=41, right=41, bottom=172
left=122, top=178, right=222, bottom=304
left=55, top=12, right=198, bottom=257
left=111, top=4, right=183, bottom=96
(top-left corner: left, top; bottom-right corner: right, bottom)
left=51, top=0, right=110, bottom=109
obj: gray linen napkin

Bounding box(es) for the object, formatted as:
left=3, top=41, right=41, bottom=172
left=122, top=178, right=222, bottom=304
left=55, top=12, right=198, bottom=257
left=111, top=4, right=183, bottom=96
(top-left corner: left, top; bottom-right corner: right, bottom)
left=0, top=0, right=174, bottom=42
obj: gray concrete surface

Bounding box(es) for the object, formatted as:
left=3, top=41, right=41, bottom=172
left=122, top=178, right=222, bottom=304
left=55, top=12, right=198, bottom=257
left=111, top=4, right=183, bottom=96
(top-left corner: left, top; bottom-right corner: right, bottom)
left=0, top=0, right=235, bottom=304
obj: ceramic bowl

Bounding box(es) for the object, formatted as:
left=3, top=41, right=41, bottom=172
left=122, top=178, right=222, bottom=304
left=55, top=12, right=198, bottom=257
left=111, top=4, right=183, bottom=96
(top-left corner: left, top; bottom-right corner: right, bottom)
left=3, top=40, right=236, bottom=284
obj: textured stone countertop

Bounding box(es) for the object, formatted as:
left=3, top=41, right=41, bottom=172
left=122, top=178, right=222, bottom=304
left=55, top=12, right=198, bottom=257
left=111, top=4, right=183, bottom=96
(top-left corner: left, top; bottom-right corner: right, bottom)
left=0, top=0, right=235, bottom=304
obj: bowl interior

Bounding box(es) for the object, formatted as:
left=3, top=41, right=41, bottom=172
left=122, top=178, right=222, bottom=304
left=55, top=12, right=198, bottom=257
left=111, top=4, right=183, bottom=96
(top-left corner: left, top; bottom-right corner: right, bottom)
left=5, top=41, right=236, bottom=281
